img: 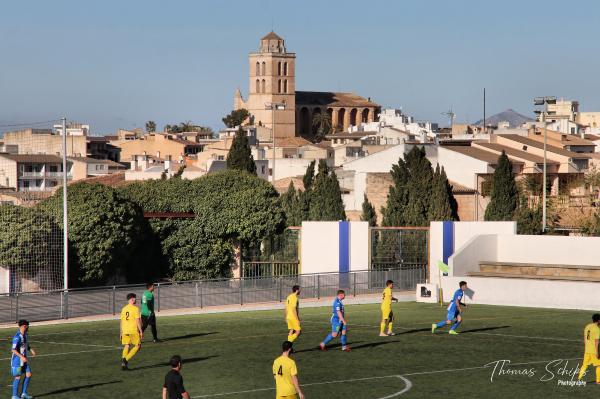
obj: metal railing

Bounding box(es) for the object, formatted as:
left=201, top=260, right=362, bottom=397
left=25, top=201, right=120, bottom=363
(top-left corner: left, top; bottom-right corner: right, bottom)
left=0, top=269, right=426, bottom=324
left=242, top=261, right=299, bottom=278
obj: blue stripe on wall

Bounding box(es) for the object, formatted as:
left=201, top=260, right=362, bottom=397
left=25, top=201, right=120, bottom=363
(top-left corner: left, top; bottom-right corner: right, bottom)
left=442, top=221, right=454, bottom=276
left=339, top=221, right=350, bottom=273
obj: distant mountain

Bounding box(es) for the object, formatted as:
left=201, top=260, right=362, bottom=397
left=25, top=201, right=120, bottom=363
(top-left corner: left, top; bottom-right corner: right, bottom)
left=475, top=109, right=533, bottom=128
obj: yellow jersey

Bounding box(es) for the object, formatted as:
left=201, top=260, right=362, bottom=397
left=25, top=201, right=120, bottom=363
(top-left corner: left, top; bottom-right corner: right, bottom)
left=381, top=287, right=392, bottom=309
left=286, top=293, right=299, bottom=320
left=584, top=323, right=600, bottom=355
left=273, top=355, right=298, bottom=397
left=120, top=303, right=140, bottom=335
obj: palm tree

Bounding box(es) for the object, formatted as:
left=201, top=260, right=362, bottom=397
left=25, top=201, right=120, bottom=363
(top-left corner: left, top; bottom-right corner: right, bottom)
left=145, top=120, right=156, bottom=133
left=312, top=112, right=332, bottom=142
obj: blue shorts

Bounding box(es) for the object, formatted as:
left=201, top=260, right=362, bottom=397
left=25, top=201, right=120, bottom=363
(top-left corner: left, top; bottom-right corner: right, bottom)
left=331, top=320, right=347, bottom=333
left=446, top=308, right=460, bottom=321
left=11, top=364, right=31, bottom=377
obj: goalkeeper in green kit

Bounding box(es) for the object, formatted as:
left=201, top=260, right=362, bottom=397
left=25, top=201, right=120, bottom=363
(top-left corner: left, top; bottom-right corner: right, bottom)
left=142, top=282, right=160, bottom=342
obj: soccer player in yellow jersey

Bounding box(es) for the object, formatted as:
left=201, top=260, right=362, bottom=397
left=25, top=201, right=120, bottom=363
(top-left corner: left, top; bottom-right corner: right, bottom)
left=285, top=285, right=301, bottom=343
left=578, top=313, right=600, bottom=383
left=273, top=341, right=305, bottom=399
left=120, top=293, right=143, bottom=370
left=380, top=280, right=398, bottom=337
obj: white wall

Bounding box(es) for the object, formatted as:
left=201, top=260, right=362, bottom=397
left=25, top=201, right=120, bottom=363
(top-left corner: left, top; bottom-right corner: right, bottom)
left=441, top=275, right=600, bottom=311
left=350, top=222, right=369, bottom=271
left=437, top=146, right=490, bottom=190
left=300, top=222, right=339, bottom=274
left=271, top=158, right=314, bottom=181
left=496, top=235, right=600, bottom=266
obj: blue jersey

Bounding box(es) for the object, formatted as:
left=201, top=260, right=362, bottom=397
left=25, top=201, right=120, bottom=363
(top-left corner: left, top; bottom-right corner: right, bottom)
left=447, top=288, right=464, bottom=312
left=11, top=331, right=28, bottom=368
left=331, top=297, right=344, bottom=322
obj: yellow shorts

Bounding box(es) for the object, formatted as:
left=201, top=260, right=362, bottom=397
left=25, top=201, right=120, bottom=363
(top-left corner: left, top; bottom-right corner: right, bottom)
left=381, top=307, right=393, bottom=321
left=286, top=318, right=301, bottom=331
left=277, top=395, right=298, bottom=399
left=582, top=353, right=600, bottom=368
left=121, top=333, right=141, bottom=346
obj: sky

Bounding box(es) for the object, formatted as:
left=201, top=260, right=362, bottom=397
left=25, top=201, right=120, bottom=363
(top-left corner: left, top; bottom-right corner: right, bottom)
left=1, top=0, right=600, bottom=135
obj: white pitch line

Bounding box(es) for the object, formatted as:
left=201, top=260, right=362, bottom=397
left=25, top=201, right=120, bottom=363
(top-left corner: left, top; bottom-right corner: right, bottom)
left=30, top=340, right=120, bottom=348
left=0, top=347, right=117, bottom=361
left=192, top=374, right=412, bottom=398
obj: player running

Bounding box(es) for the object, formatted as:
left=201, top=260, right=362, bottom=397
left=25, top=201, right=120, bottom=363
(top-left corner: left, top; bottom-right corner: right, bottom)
left=432, top=280, right=467, bottom=335
left=142, top=282, right=160, bottom=343
left=285, top=285, right=301, bottom=343
left=320, top=289, right=350, bottom=352
left=380, top=279, right=398, bottom=337
left=577, top=313, right=600, bottom=383
left=11, top=319, right=36, bottom=399
left=273, top=341, right=305, bottom=399
left=120, top=293, right=143, bottom=370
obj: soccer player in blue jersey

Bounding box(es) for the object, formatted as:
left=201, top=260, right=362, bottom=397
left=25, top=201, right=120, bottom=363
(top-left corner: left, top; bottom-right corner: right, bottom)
left=432, top=281, right=467, bottom=335
left=320, top=290, right=351, bottom=352
left=11, top=319, right=36, bottom=399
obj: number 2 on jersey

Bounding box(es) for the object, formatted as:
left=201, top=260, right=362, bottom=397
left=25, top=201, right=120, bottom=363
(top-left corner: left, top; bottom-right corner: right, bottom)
left=125, top=311, right=130, bottom=320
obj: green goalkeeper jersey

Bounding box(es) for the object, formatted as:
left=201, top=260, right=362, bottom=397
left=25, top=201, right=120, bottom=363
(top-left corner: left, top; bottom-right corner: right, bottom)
left=141, top=290, right=154, bottom=316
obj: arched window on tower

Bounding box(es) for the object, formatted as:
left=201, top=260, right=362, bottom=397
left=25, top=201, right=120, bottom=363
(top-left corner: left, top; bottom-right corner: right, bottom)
left=256, top=62, right=260, bottom=76
left=261, top=62, right=266, bottom=76
left=283, top=62, right=288, bottom=76
left=278, top=79, right=282, bottom=94
left=255, top=79, right=260, bottom=93
left=284, top=79, right=288, bottom=94
left=278, top=62, right=281, bottom=76
left=261, top=79, right=266, bottom=93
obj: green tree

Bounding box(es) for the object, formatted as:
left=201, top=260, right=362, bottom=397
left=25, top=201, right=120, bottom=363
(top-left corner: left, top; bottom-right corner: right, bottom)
left=485, top=151, right=518, bottom=221
left=360, top=194, right=377, bottom=226
left=404, top=147, right=434, bottom=226
left=165, top=121, right=213, bottom=135
left=381, top=157, right=410, bottom=226
left=428, top=164, right=454, bottom=221
left=145, top=120, right=156, bottom=133
left=302, top=160, right=316, bottom=191
left=308, top=160, right=346, bottom=221
left=280, top=182, right=303, bottom=227
left=312, top=112, right=332, bottom=141
left=0, top=205, right=62, bottom=289
left=227, top=127, right=257, bottom=175
left=40, top=183, right=145, bottom=287
left=515, top=199, right=543, bottom=235
left=222, top=109, right=250, bottom=128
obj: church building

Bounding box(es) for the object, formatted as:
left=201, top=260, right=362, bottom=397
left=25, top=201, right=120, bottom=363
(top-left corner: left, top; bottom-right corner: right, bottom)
left=234, top=32, right=380, bottom=139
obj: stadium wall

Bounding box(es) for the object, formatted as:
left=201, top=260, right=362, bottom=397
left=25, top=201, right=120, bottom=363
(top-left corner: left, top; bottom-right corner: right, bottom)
left=300, top=221, right=369, bottom=274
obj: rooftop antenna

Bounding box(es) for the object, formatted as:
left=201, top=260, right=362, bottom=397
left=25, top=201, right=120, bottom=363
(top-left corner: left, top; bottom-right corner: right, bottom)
left=441, top=107, right=455, bottom=130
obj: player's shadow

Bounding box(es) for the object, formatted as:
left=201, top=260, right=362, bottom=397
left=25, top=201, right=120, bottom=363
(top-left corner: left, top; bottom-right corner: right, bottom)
left=35, top=380, right=121, bottom=397
left=161, top=332, right=218, bottom=342
left=350, top=340, right=401, bottom=351
left=131, top=355, right=218, bottom=371
left=460, top=325, right=511, bottom=334
left=398, top=327, right=432, bottom=335
left=294, top=341, right=365, bottom=354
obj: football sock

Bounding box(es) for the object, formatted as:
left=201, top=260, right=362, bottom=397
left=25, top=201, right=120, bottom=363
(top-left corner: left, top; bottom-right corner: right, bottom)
left=12, top=377, right=20, bottom=397
left=380, top=322, right=386, bottom=334
left=578, top=364, right=587, bottom=380
left=341, top=334, right=347, bottom=347
left=125, top=345, right=140, bottom=361
left=450, top=320, right=461, bottom=331
left=22, top=376, right=31, bottom=395
left=121, top=346, right=129, bottom=359
left=322, top=334, right=334, bottom=345
left=596, top=365, right=600, bottom=383
left=387, top=322, right=393, bottom=333
left=289, top=333, right=298, bottom=343
left=436, top=321, right=447, bottom=329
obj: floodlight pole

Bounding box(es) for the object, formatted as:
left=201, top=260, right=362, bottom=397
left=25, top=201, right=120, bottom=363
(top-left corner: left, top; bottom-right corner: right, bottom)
left=542, top=104, right=547, bottom=233
left=61, top=117, right=69, bottom=290
left=266, top=102, right=286, bottom=182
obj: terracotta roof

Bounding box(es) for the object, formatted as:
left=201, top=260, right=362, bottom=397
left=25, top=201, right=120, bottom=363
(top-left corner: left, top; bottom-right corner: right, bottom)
left=68, top=157, right=124, bottom=166
left=443, top=146, right=524, bottom=165
left=585, top=134, right=600, bottom=141
left=497, top=134, right=590, bottom=158
left=296, top=91, right=379, bottom=108
left=262, top=31, right=283, bottom=40
left=325, top=132, right=373, bottom=139
left=275, top=137, right=312, bottom=147
left=449, top=180, right=476, bottom=194
left=475, top=142, right=559, bottom=164
left=531, top=128, right=595, bottom=146
left=272, top=176, right=305, bottom=193
left=0, top=154, right=63, bottom=163
left=71, top=172, right=130, bottom=187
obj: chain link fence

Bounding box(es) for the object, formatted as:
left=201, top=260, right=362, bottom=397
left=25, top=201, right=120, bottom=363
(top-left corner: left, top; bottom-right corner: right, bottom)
left=371, top=227, right=429, bottom=274
left=0, top=268, right=426, bottom=324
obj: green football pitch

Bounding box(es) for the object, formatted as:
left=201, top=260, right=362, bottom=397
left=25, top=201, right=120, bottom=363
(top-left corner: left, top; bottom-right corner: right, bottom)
left=1, top=302, right=597, bottom=398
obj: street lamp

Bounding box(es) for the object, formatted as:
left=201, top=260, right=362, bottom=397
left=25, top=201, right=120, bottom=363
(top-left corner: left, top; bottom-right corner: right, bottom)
left=533, top=96, right=557, bottom=233
left=265, top=102, right=286, bottom=182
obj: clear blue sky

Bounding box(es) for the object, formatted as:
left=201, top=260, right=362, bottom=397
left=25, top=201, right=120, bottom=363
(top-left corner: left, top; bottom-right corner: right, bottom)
left=1, top=0, right=599, bottom=135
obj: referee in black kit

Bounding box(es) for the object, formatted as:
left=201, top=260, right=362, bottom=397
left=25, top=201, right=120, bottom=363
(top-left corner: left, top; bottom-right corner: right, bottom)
left=163, top=355, right=190, bottom=399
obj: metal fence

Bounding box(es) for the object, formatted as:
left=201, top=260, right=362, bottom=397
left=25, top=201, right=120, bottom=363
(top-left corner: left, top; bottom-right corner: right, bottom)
left=371, top=227, right=429, bottom=273
left=0, top=268, right=426, bottom=324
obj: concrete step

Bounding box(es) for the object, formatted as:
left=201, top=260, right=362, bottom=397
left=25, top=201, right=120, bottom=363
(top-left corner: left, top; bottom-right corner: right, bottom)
left=479, top=261, right=600, bottom=279
left=468, top=271, right=600, bottom=283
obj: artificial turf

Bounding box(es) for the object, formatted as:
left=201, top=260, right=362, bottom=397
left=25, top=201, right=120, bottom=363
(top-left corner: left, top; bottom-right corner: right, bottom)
left=1, top=301, right=596, bottom=398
